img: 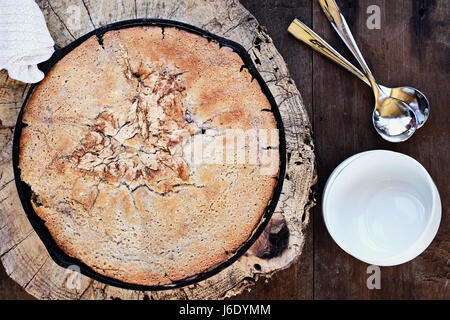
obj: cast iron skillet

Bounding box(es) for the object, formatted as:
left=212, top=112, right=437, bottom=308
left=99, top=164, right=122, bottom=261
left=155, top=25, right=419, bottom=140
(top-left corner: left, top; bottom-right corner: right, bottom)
left=12, top=19, right=286, bottom=291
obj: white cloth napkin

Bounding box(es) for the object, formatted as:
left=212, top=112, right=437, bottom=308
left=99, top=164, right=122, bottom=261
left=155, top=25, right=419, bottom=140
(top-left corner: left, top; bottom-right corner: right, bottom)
left=0, top=0, right=55, bottom=83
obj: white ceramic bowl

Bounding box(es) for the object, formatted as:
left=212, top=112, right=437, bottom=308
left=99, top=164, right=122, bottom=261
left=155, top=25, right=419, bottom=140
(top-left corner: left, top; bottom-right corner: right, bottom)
left=322, top=150, right=441, bottom=266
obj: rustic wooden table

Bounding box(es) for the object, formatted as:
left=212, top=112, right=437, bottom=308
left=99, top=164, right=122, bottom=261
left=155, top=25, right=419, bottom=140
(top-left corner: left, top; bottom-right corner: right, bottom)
left=0, top=0, right=448, bottom=300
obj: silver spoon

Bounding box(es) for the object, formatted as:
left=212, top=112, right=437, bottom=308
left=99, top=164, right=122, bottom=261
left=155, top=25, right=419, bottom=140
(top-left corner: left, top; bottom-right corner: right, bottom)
left=316, top=0, right=418, bottom=142
left=288, top=19, right=429, bottom=129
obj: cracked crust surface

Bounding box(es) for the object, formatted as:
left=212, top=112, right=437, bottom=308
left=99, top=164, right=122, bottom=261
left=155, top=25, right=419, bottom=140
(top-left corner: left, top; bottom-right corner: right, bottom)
left=19, top=27, right=280, bottom=286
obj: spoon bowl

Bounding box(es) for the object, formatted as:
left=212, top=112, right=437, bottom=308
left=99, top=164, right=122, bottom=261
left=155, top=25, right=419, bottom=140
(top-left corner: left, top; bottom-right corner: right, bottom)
left=372, top=96, right=417, bottom=143
left=383, top=86, right=429, bottom=128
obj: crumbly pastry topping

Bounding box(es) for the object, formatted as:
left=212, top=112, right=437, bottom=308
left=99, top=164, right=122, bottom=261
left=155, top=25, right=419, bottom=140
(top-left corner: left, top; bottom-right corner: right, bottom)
left=71, top=53, right=199, bottom=194
left=19, top=27, right=280, bottom=286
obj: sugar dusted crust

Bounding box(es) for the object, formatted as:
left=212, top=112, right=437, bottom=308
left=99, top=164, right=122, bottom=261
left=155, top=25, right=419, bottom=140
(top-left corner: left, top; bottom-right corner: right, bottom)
left=19, top=27, right=280, bottom=285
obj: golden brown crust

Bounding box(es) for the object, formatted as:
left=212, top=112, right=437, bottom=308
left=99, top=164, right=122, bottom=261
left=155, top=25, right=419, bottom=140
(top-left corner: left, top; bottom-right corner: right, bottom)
left=19, top=27, right=279, bottom=285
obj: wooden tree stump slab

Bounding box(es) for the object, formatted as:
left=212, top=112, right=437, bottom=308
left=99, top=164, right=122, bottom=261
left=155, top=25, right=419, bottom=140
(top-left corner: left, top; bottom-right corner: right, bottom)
left=0, top=0, right=315, bottom=300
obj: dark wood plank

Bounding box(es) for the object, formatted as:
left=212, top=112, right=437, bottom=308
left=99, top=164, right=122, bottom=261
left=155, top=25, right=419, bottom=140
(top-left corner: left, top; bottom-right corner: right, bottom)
left=312, top=0, right=449, bottom=299
left=236, top=0, right=314, bottom=300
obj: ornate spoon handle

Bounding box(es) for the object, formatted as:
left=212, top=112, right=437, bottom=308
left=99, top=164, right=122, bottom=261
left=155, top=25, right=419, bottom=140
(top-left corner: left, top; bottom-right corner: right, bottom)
left=318, top=0, right=382, bottom=98
left=288, top=18, right=370, bottom=86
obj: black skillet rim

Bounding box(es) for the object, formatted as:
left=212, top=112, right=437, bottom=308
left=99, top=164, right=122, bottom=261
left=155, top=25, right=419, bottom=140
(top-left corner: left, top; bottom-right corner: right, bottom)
left=12, top=18, right=287, bottom=291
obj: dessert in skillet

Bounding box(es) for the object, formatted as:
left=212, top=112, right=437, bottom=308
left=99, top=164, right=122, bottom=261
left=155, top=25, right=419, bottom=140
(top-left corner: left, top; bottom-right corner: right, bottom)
left=19, top=27, right=279, bottom=285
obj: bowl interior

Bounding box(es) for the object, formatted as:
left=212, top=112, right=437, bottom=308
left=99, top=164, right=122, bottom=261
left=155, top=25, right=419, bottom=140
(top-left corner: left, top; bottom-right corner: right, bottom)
left=324, top=151, right=436, bottom=264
